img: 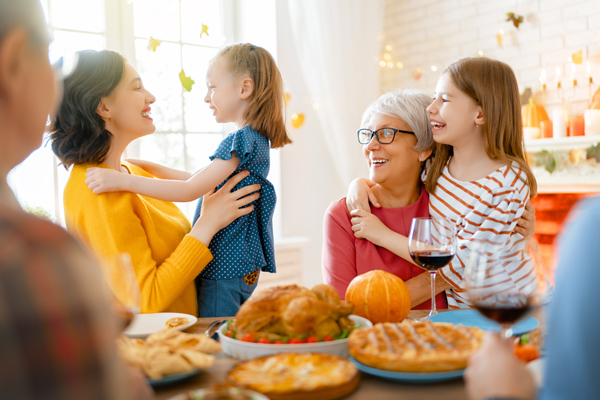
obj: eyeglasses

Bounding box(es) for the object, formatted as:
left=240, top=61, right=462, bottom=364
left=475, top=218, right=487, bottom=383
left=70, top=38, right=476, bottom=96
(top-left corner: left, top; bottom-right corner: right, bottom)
left=357, top=128, right=415, bottom=144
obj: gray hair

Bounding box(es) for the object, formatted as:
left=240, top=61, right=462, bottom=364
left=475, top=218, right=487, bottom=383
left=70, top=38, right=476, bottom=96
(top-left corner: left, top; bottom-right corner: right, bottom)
left=360, top=88, right=434, bottom=152
left=0, top=0, right=48, bottom=45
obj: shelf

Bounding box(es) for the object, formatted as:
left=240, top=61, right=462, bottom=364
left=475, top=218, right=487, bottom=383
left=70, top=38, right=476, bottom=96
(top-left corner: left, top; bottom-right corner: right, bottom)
left=524, top=136, right=600, bottom=152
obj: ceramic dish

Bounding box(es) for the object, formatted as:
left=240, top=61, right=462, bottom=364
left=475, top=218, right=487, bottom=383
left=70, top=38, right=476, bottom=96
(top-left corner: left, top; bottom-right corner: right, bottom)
left=429, top=310, right=538, bottom=336
left=217, top=315, right=372, bottom=360
left=124, top=312, right=197, bottom=338
left=167, top=387, right=269, bottom=400
left=147, top=370, right=200, bottom=388
left=350, top=357, right=464, bottom=383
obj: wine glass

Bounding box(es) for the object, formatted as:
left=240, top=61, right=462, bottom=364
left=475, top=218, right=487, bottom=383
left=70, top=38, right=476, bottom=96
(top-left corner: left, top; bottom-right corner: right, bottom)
left=465, top=238, right=550, bottom=340
left=408, top=217, right=456, bottom=320
left=103, top=253, right=141, bottom=329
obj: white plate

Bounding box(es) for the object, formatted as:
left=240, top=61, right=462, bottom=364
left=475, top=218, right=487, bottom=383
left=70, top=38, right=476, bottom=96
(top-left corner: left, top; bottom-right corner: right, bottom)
left=168, top=388, right=269, bottom=400
left=123, top=312, right=197, bottom=338
left=217, top=314, right=372, bottom=360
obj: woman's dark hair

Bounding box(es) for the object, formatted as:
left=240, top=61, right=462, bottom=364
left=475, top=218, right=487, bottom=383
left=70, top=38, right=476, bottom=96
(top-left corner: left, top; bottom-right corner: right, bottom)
left=50, top=49, right=125, bottom=169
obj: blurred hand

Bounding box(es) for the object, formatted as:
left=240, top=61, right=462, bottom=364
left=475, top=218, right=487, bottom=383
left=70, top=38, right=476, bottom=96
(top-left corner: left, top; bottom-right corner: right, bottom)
left=125, top=365, right=154, bottom=400
left=86, top=167, right=126, bottom=194
left=515, top=201, right=536, bottom=239
left=346, top=178, right=379, bottom=213
left=350, top=209, right=389, bottom=246
left=464, top=332, right=536, bottom=400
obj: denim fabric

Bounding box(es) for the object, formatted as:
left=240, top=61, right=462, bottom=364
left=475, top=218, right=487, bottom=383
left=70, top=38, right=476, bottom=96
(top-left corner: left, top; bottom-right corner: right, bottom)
left=196, top=271, right=259, bottom=318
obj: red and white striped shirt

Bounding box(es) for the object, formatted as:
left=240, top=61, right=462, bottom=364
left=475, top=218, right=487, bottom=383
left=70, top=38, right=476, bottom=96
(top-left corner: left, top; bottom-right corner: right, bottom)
left=426, top=160, right=534, bottom=309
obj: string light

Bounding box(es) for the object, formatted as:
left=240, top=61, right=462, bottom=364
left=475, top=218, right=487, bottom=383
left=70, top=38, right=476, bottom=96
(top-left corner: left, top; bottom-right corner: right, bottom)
left=396, top=62, right=403, bottom=69
left=431, top=65, right=437, bottom=72
left=379, top=61, right=386, bottom=67
left=385, top=45, right=392, bottom=51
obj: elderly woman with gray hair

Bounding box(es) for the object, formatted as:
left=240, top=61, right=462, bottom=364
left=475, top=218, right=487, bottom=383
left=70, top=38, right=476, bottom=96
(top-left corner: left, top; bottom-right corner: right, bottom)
left=322, top=89, right=450, bottom=310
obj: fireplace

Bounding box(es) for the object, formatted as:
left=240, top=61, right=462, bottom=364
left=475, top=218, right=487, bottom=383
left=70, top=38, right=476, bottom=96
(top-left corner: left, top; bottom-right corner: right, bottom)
left=531, top=192, right=599, bottom=284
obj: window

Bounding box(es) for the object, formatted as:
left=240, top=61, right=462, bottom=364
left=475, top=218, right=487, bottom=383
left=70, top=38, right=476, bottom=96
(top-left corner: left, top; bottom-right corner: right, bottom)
left=8, top=0, right=231, bottom=223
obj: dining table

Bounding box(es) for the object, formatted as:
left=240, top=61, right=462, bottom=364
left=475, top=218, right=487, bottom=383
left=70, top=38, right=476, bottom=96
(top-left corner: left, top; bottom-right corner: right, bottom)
left=153, top=309, right=491, bottom=400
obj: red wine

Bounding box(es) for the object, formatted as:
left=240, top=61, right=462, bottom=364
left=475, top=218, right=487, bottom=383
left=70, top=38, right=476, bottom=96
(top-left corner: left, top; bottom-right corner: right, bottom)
left=474, top=302, right=532, bottom=324
left=410, top=251, right=454, bottom=270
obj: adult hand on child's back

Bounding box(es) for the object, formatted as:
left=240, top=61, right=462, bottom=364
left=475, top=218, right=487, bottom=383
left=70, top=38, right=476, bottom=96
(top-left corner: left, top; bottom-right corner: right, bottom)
left=85, top=167, right=125, bottom=194
left=515, top=200, right=536, bottom=240
left=191, top=170, right=260, bottom=247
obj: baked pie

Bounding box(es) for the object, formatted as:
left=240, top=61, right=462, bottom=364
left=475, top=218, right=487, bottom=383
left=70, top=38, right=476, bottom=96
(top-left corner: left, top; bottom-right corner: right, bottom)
left=227, top=353, right=359, bottom=400
left=348, top=320, right=484, bottom=372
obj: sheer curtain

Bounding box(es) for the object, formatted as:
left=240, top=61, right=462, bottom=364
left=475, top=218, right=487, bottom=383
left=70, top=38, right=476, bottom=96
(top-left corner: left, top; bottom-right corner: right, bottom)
left=284, top=0, right=383, bottom=187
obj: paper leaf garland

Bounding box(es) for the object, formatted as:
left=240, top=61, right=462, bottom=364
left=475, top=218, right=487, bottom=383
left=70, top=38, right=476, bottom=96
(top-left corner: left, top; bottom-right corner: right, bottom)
left=147, top=36, right=162, bottom=52
left=412, top=68, right=422, bottom=80
left=572, top=49, right=583, bottom=64
left=291, top=113, right=304, bottom=128
left=200, top=24, right=209, bottom=38
left=284, top=92, right=291, bottom=107
left=179, top=69, right=195, bottom=92
left=496, top=33, right=503, bottom=48
left=506, top=12, right=524, bottom=29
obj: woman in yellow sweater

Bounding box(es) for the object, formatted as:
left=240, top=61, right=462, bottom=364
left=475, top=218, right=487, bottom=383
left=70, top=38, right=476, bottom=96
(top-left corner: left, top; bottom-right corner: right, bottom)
left=50, top=50, right=260, bottom=316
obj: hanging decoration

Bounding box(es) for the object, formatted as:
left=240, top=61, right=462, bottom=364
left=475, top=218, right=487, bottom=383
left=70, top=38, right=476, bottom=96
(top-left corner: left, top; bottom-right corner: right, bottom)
left=179, top=69, right=195, bottom=92
left=200, top=24, right=209, bottom=38
left=506, top=12, right=524, bottom=29
left=496, top=32, right=503, bottom=48
left=412, top=68, right=422, bottom=80
left=147, top=36, right=161, bottom=52
left=572, top=49, right=583, bottom=65
left=291, top=113, right=305, bottom=128
left=284, top=92, right=291, bottom=107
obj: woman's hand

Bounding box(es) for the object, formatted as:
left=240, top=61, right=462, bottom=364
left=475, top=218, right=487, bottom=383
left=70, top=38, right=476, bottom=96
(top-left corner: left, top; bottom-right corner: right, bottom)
left=350, top=209, right=390, bottom=246
left=191, top=171, right=260, bottom=247
left=515, top=201, right=536, bottom=239
left=464, top=333, right=536, bottom=400
left=85, top=167, right=128, bottom=194
left=346, top=178, right=380, bottom=213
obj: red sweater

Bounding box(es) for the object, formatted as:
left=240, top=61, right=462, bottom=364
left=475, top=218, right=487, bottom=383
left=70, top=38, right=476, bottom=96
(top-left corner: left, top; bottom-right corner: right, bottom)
left=322, top=187, right=448, bottom=310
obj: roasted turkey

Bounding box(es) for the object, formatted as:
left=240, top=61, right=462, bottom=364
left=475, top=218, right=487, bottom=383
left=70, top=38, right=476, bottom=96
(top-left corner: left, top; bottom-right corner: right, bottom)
left=234, top=284, right=354, bottom=337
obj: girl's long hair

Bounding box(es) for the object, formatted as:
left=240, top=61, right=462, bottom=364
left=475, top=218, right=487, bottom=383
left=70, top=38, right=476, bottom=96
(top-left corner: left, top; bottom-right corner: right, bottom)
left=425, top=57, right=537, bottom=198
left=214, top=43, right=291, bottom=148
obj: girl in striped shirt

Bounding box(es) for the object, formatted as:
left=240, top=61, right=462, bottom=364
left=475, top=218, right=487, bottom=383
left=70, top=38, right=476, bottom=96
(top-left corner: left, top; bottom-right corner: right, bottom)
left=347, top=57, right=537, bottom=309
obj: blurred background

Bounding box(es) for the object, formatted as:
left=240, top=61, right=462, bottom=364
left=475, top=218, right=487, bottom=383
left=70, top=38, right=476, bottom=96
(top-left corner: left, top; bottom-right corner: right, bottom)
left=9, top=0, right=600, bottom=289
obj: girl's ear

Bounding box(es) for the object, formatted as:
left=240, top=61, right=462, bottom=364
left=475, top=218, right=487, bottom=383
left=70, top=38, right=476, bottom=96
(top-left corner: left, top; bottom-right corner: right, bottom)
left=96, top=97, right=111, bottom=119
left=474, top=106, right=485, bottom=127
left=239, top=77, right=254, bottom=100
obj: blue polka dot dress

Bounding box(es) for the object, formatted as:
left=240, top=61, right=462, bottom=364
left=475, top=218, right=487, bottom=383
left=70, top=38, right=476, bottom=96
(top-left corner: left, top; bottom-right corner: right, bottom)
left=192, top=126, right=276, bottom=280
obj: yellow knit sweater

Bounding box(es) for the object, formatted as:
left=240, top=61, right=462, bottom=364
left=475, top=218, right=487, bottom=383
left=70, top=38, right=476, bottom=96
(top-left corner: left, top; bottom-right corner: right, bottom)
left=64, top=162, right=212, bottom=316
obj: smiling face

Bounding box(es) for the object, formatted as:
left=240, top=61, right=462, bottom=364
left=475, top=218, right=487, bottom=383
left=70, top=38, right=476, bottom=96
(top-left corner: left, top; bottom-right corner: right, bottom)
left=204, top=58, right=248, bottom=126
left=363, top=113, right=426, bottom=190
left=99, top=62, right=156, bottom=141
left=427, top=72, right=483, bottom=148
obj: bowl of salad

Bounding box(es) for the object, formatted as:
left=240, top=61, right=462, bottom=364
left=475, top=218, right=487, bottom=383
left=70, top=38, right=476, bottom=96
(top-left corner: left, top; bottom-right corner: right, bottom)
left=217, top=315, right=372, bottom=360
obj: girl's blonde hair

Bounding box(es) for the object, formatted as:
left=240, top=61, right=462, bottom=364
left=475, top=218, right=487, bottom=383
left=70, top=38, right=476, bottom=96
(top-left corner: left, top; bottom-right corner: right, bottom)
left=212, top=43, right=291, bottom=148
left=425, top=57, right=537, bottom=198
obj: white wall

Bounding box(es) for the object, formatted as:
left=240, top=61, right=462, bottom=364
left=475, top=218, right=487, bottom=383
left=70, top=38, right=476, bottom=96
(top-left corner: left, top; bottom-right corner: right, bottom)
left=381, top=0, right=600, bottom=119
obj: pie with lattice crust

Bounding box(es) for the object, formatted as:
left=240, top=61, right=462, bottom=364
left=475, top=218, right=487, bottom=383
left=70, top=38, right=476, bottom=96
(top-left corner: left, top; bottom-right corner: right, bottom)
left=348, top=320, right=484, bottom=372
left=227, top=353, right=359, bottom=400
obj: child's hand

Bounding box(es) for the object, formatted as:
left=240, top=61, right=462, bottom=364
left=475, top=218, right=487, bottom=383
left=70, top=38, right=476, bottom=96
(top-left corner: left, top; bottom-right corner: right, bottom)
left=346, top=178, right=380, bottom=213
left=85, top=168, right=126, bottom=194
left=350, top=209, right=389, bottom=246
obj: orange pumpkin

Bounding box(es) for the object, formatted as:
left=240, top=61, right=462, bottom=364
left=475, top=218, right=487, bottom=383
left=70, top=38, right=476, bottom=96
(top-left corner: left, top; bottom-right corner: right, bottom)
left=345, top=270, right=411, bottom=324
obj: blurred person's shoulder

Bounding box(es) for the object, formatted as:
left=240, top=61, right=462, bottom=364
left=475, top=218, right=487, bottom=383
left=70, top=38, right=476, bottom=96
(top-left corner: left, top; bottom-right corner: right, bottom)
left=0, top=204, right=76, bottom=255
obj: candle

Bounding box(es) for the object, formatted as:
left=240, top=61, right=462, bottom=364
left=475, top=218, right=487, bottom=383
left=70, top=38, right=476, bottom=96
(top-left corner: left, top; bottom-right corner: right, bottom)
left=587, top=61, right=593, bottom=84
left=570, top=115, right=585, bottom=136
left=584, top=109, right=600, bottom=136
left=540, top=120, right=553, bottom=138
left=552, top=109, right=567, bottom=138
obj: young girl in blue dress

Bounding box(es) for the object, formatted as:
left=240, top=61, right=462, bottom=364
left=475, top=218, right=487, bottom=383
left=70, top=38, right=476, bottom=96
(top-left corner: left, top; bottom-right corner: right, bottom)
left=86, top=43, right=292, bottom=317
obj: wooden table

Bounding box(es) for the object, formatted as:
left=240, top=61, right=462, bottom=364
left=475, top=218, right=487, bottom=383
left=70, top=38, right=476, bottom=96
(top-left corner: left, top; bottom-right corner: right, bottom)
left=154, top=310, right=470, bottom=400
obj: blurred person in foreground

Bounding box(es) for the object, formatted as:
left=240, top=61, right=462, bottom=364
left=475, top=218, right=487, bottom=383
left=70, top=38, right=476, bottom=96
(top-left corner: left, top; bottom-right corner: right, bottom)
left=464, top=197, right=600, bottom=400
left=0, top=0, right=152, bottom=399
